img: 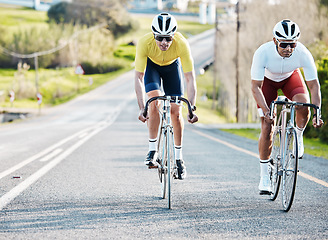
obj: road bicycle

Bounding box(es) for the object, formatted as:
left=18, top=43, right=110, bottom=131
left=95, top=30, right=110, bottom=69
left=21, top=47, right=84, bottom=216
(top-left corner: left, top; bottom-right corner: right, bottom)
left=268, top=96, right=320, bottom=212
left=143, top=96, right=194, bottom=209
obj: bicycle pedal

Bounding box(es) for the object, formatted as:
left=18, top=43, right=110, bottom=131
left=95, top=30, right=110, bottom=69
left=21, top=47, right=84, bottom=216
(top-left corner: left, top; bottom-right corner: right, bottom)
left=259, top=190, right=272, bottom=195
left=148, top=165, right=158, bottom=169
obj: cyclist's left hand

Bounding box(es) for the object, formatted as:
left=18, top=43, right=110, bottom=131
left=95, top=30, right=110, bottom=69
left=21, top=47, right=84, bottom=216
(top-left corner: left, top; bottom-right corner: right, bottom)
left=312, top=116, right=324, bottom=128
left=138, top=110, right=148, bottom=123
left=188, top=113, right=198, bottom=124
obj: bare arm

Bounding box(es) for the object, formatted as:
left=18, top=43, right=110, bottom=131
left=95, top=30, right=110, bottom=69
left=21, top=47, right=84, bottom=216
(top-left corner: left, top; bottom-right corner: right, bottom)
left=184, top=70, right=198, bottom=123
left=184, top=70, right=197, bottom=106
left=306, top=79, right=324, bottom=128
left=134, top=71, right=147, bottom=122
left=251, top=80, right=273, bottom=122
left=306, top=80, right=321, bottom=107
left=251, top=80, right=269, bottom=113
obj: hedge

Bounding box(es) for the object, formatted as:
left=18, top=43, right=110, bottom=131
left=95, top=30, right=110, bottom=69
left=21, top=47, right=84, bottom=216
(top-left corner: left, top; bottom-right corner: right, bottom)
left=304, top=58, right=328, bottom=143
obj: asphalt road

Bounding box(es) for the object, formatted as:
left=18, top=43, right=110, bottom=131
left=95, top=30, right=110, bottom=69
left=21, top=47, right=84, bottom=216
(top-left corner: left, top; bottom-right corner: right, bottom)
left=0, top=31, right=327, bottom=240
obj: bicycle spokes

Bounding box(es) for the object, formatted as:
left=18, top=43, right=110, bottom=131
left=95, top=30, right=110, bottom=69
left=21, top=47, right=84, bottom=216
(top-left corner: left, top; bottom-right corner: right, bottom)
left=282, top=129, right=298, bottom=212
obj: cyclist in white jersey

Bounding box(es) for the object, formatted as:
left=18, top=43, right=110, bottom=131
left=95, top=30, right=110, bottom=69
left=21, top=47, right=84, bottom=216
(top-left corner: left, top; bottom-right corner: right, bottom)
left=251, top=19, right=324, bottom=195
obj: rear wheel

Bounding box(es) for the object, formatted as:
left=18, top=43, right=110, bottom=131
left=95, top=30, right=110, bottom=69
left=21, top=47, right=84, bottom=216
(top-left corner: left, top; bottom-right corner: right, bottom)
left=282, top=128, right=298, bottom=212
left=270, top=128, right=281, bottom=201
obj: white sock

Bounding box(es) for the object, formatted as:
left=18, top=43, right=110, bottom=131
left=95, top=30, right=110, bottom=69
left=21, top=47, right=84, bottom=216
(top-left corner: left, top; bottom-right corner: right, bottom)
left=149, top=138, right=157, bottom=152
left=175, top=145, right=182, bottom=160
left=296, top=126, right=304, bottom=138
left=260, top=159, right=270, bottom=177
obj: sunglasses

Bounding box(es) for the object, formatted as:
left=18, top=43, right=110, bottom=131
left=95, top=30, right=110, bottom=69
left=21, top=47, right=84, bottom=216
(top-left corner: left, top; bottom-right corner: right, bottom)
left=277, top=40, right=297, bottom=49
left=154, top=35, right=173, bottom=42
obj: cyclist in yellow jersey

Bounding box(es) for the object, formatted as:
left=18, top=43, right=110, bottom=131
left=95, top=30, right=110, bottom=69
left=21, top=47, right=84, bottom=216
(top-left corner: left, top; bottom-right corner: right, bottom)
left=134, top=12, right=198, bottom=180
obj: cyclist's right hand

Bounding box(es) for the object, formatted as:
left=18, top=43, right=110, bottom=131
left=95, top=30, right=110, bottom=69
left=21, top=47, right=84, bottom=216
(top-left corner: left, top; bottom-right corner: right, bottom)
left=264, top=111, right=274, bottom=124
left=188, top=113, right=198, bottom=124
left=139, top=110, right=148, bottom=123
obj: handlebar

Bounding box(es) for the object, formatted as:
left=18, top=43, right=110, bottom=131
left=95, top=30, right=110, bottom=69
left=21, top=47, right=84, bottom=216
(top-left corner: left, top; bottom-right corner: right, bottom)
left=143, top=96, right=194, bottom=120
left=269, top=98, right=321, bottom=125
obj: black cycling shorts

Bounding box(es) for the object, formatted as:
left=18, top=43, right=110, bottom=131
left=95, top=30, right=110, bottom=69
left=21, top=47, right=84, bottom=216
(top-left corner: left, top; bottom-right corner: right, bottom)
left=144, top=58, right=184, bottom=96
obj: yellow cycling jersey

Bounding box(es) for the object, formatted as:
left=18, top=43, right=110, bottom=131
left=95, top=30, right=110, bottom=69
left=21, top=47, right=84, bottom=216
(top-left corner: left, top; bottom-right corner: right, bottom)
left=135, top=32, right=194, bottom=73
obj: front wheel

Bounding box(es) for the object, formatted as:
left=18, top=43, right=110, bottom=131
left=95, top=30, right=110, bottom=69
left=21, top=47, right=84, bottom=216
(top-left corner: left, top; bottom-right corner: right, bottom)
left=167, top=127, right=175, bottom=209
left=270, top=128, right=281, bottom=201
left=281, top=128, right=298, bottom=212
left=157, top=127, right=167, bottom=199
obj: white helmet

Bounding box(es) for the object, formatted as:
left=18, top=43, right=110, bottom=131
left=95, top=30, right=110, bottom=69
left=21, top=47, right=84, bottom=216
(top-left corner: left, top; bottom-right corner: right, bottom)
left=151, top=12, right=177, bottom=36
left=273, top=19, right=301, bottom=40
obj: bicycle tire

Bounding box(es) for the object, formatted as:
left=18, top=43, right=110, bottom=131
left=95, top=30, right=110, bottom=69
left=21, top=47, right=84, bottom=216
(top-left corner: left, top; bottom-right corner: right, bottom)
left=167, top=128, right=175, bottom=209
left=270, top=128, right=281, bottom=201
left=282, top=128, right=298, bottom=212
left=157, top=126, right=167, bottom=199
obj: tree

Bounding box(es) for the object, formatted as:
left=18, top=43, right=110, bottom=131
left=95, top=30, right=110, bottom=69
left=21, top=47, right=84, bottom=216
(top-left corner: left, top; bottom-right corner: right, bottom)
left=47, top=0, right=136, bottom=38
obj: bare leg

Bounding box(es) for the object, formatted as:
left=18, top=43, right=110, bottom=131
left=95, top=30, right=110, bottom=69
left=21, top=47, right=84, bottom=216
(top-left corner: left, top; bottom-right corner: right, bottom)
left=292, top=93, right=310, bottom=128
left=259, top=117, right=273, bottom=160
left=170, top=103, right=183, bottom=146
left=147, top=90, right=162, bottom=139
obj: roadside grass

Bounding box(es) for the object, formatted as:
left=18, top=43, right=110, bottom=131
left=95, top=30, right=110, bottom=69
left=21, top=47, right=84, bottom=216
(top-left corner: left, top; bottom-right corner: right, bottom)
left=222, top=128, right=328, bottom=159
left=0, top=5, right=48, bottom=30
left=185, top=66, right=227, bottom=124
left=0, top=7, right=212, bottom=109
left=1, top=64, right=132, bottom=109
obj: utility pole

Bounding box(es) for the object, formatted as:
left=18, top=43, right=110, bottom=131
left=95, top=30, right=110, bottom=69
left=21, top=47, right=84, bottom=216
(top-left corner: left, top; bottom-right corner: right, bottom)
left=212, top=9, right=219, bottom=110
left=33, top=0, right=40, bottom=10
left=34, top=53, right=39, bottom=94
left=235, top=1, right=240, bottom=122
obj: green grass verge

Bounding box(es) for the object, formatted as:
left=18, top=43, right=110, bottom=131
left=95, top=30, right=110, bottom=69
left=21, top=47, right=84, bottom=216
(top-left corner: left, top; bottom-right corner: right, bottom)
left=1, top=64, right=133, bottom=109
left=0, top=5, right=48, bottom=30
left=0, top=7, right=213, bottom=110
left=222, top=128, right=328, bottom=159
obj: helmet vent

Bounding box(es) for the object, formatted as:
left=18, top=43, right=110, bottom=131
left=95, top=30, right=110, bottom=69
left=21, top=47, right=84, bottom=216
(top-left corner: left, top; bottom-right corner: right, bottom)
left=158, top=17, right=163, bottom=32
left=282, top=22, right=289, bottom=36
left=291, top=24, right=295, bottom=36
left=165, top=18, right=171, bottom=32
left=275, top=31, right=286, bottom=39
left=152, top=26, right=159, bottom=34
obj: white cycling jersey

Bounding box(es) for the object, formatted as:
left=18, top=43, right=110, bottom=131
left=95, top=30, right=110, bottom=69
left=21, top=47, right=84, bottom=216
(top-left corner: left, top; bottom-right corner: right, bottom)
left=251, top=41, right=318, bottom=82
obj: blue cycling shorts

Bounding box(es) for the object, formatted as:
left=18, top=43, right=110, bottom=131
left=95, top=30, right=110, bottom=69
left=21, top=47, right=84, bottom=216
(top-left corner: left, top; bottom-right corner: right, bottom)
left=144, top=58, right=184, bottom=96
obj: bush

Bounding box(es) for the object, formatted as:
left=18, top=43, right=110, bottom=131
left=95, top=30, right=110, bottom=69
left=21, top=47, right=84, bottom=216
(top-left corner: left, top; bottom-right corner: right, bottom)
left=319, top=81, right=328, bottom=142
left=81, top=61, right=123, bottom=75
left=317, top=58, right=328, bottom=85
left=304, top=58, right=328, bottom=143
left=47, top=1, right=136, bottom=38
left=113, top=44, right=136, bottom=61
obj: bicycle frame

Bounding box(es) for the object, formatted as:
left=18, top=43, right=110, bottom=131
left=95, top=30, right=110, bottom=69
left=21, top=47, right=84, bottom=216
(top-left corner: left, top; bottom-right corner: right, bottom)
left=271, top=97, right=320, bottom=165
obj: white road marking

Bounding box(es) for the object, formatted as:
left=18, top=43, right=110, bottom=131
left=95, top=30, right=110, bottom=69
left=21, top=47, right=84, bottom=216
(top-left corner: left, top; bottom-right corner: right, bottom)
left=0, top=126, right=93, bottom=180
left=192, top=128, right=328, bottom=188
left=0, top=123, right=106, bottom=210
left=78, top=132, right=89, bottom=139
left=0, top=96, right=133, bottom=210
left=39, top=148, right=63, bottom=162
